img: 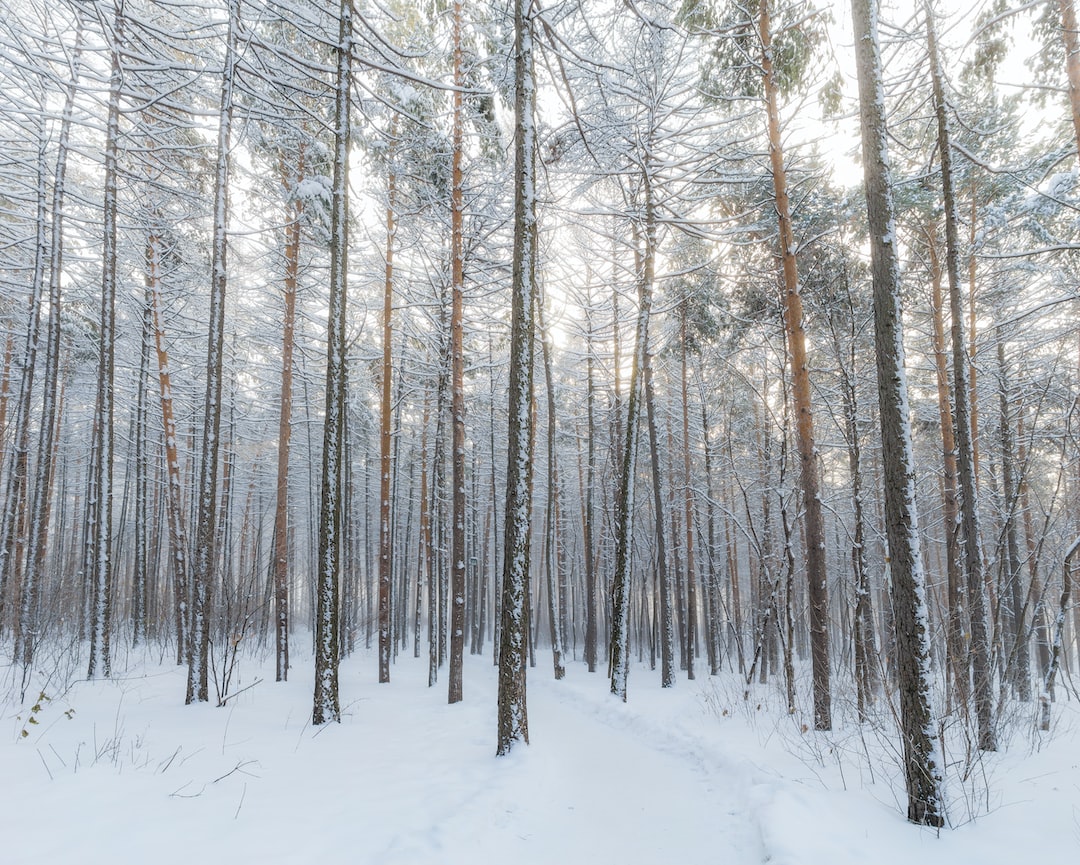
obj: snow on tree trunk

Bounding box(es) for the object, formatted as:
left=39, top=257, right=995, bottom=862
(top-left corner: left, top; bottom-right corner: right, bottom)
left=313, top=0, right=352, bottom=725
left=88, top=5, right=124, bottom=682
left=497, top=0, right=536, bottom=754
left=18, top=22, right=82, bottom=670
left=925, top=2, right=996, bottom=752
left=0, top=85, right=48, bottom=637
left=851, top=0, right=944, bottom=827
left=187, top=0, right=238, bottom=704
left=448, top=0, right=467, bottom=707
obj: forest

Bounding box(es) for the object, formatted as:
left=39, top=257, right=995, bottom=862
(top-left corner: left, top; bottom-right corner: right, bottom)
left=1, top=0, right=1080, bottom=842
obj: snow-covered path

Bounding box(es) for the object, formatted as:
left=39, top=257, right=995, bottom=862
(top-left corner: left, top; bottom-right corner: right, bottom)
left=3, top=648, right=1079, bottom=864
left=1, top=651, right=766, bottom=865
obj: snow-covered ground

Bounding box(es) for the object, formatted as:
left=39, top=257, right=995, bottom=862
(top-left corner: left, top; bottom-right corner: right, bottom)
left=1, top=646, right=1077, bottom=863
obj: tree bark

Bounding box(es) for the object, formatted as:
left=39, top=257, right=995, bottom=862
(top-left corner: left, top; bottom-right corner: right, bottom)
left=926, top=227, right=967, bottom=709
left=758, top=0, right=831, bottom=730
left=448, top=0, right=467, bottom=706
left=273, top=144, right=304, bottom=683
left=18, top=24, right=82, bottom=668
left=313, top=0, right=351, bottom=725
left=851, top=0, right=945, bottom=826
left=88, top=5, right=125, bottom=681
left=378, top=126, right=397, bottom=685
left=497, top=0, right=537, bottom=754
left=926, top=3, right=996, bottom=751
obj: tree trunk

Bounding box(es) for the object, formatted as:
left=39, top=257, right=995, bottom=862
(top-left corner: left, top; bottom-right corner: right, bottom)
left=1060, top=0, right=1080, bottom=159
left=0, top=92, right=48, bottom=638
left=273, top=145, right=304, bottom=683
left=641, top=208, right=674, bottom=689
left=926, top=3, right=996, bottom=751
left=18, top=25, right=82, bottom=667
left=996, top=332, right=1031, bottom=700
left=852, top=0, right=945, bottom=826
left=538, top=301, right=565, bottom=679
left=926, top=227, right=968, bottom=710
left=1039, top=535, right=1080, bottom=730
left=680, top=304, right=698, bottom=680
left=758, top=0, right=830, bottom=730
left=378, top=127, right=398, bottom=685
left=496, top=0, right=537, bottom=754
left=584, top=286, right=599, bottom=672
left=313, top=0, right=351, bottom=725
left=448, top=0, right=467, bottom=706
left=88, top=6, right=125, bottom=681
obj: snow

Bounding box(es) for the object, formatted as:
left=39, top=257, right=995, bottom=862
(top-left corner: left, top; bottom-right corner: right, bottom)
left=3, top=649, right=1079, bottom=864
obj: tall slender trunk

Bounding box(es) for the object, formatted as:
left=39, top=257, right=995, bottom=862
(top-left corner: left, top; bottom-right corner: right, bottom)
left=416, top=388, right=430, bottom=659
left=188, top=0, right=238, bottom=703
left=609, top=218, right=653, bottom=700
left=680, top=303, right=698, bottom=680
left=313, top=0, right=351, bottom=725
left=635, top=178, right=675, bottom=689
left=584, top=287, right=599, bottom=672
left=132, top=288, right=151, bottom=648
left=378, top=126, right=398, bottom=684
left=1017, top=414, right=1052, bottom=680
left=0, top=331, right=12, bottom=458
left=0, top=92, right=48, bottom=636
left=926, top=3, right=996, bottom=751
left=852, top=0, right=944, bottom=826
left=273, top=144, right=304, bottom=683
left=996, top=332, right=1031, bottom=700
left=448, top=0, right=468, bottom=706
left=148, top=235, right=190, bottom=665
left=18, top=25, right=83, bottom=666
left=88, top=6, right=125, bottom=681
left=496, top=0, right=537, bottom=753
left=758, top=0, right=830, bottom=730
left=538, top=301, right=565, bottom=679
left=1040, top=535, right=1080, bottom=730
left=927, top=227, right=967, bottom=708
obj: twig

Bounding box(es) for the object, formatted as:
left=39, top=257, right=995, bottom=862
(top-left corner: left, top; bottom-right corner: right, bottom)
left=217, top=677, right=263, bottom=707
left=36, top=749, right=53, bottom=781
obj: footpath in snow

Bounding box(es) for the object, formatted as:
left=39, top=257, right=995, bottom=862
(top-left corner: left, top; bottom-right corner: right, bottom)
left=1, top=648, right=1078, bottom=863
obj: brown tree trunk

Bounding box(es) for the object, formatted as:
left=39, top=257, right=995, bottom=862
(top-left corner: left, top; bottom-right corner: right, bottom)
left=273, top=145, right=304, bottom=683
left=1060, top=0, right=1080, bottom=158
left=148, top=237, right=190, bottom=667
left=378, top=127, right=397, bottom=685
left=538, top=301, right=565, bottom=679
left=758, top=0, right=830, bottom=730
left=927, top=227, right=967, bottom=708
